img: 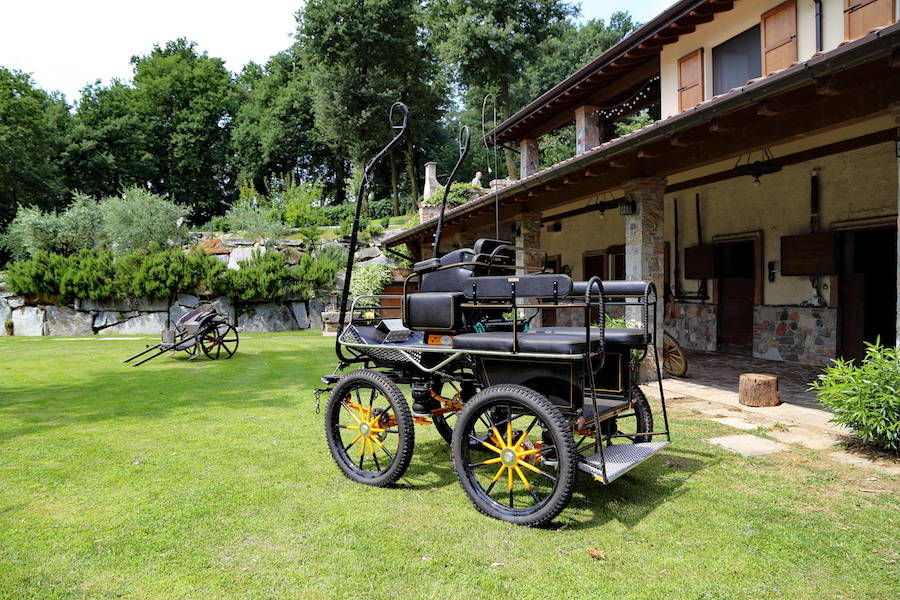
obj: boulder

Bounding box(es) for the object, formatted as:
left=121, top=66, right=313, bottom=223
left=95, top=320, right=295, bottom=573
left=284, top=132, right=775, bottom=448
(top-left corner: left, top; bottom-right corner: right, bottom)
left=308, top=297, right=325, bottom=330
left=355, top=246, right=381, bottom=262
left=222, top=237, right=253, bottom=247
left=209, top=296, right=236, bottom=325
left=228, top=245, right=265, bottom=270
left=177, top=293, right=199, bottom=308
left=98, top=312, right=168, bottom=336
left=196, top=238, right=231, bottom=255
left=45, top=306, right=94, bottom=336
left=0, top=297, right=11, bottom=336
left=289, top=302, right=310, bottom=329
left=237, top=304, right=298, bottom=332
left=12, top=306, right=45, bottom=336
left=7, top=296, right=25, bottom=309
left=94, top=311, right=123, bottom=330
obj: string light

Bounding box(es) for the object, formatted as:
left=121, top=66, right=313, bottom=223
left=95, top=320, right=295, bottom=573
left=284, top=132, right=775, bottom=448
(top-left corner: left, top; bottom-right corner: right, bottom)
left=591, top=75, right=661, bottom=122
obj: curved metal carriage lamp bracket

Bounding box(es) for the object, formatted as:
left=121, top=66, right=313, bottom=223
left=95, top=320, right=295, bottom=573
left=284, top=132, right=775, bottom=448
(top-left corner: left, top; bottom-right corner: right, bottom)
left=432, top=125, right=471, bottom=258
left=335, top=102, right=410, bottom=363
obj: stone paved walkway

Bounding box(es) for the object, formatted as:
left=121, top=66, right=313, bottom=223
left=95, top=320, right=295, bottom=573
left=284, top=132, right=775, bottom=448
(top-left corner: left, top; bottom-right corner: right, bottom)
left=677, top=350, right=823, bottom=408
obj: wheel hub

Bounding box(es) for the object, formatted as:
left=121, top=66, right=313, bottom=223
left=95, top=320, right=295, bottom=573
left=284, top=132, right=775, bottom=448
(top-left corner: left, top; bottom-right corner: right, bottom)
left=359, top=422, right=371, bottom=437
left=501, top=448, right=517, bottom=466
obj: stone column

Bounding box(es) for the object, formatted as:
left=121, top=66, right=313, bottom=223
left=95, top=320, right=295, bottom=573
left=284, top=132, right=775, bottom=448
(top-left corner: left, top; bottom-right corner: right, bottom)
left=519, top=138, right=540, bottom=178
left=574, top=105, right=600, bottom=153
left=515, top=212, right=543, bottom=327
left=624, top=177, right=667, bottom=375
left=423, top=161, right=440, bottom=201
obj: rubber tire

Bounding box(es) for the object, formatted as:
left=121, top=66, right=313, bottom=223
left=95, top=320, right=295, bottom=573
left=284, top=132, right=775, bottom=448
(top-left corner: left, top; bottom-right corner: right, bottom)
left=451, top=384, right=577, bottom=527
left=627, top=386, right=654, bottom=444
left=200, top=323, right=239, bottom=360
left=325, top=369, right=414, bottom=487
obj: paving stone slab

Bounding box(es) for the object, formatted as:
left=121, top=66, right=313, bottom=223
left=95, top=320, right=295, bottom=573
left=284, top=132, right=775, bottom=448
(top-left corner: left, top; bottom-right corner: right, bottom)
left=707, top=434, right=789, bottom=457
left=711, top=417, right=760, bottom=431
left=828, top=451, right=900, bottom=475
left=769, top=428, right=837, bottom=451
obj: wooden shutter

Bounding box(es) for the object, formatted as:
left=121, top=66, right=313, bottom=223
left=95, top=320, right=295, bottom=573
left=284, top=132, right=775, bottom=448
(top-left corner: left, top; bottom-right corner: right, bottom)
left=845, top=0, right=895, bottom=39
left=762, top=0, right=797, bottom=75
left=678, top=49, right=704, bottom=112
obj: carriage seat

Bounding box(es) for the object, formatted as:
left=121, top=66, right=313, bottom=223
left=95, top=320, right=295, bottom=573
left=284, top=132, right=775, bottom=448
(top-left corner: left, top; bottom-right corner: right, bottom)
left=531, top=327, right=650, bottom=347
left=570, top=280, right=652, bottom=297
left=451, top=330, right=602, bottom=355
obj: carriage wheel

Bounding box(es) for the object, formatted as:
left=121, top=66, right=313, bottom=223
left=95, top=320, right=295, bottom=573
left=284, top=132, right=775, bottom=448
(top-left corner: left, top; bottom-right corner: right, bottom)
left=431, top=381, right=476, bottom=446
left=200, top=323, right=239, bottom=360
left=325, top=369, right=414, bottom=487
left=662, top=332, right=688, bottom=377
left=451, top=385, right=576, bottom=527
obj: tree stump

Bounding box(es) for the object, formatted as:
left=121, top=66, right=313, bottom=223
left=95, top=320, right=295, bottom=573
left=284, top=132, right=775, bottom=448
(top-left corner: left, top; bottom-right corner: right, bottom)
left=739, top=373, right=780, bottom=407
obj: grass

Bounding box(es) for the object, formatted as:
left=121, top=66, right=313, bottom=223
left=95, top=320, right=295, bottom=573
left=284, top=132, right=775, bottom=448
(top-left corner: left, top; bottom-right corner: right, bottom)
left=1, top=333, right=897, bottom=600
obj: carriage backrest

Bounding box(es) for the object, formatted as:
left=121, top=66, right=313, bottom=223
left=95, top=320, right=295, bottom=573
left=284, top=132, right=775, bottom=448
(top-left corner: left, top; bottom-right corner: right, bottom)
left=463, top=273, right=574, bottom=300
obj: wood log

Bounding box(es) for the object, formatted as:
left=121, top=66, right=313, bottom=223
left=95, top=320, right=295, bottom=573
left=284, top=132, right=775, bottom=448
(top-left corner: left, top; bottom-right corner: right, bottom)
left=739, top=373, right=780, bottom=407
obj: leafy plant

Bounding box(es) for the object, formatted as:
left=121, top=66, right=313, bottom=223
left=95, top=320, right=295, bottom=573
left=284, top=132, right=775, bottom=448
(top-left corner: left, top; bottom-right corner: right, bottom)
left=3, top=195, right=102, bottom=260
left=349, top=263, right=394, bottom=307
left=810, top=340, right=900, bottom=451
left=59, top=249, right=116, bottom=300
left=4, top=252, right=67, bottom=298
left=226, top=181, right=290, bottom=240
left=419, top=182, right=481, bottom=207
left=100, top=187, right=189, bottom=253
left=224, top=249, right=337, bottom=303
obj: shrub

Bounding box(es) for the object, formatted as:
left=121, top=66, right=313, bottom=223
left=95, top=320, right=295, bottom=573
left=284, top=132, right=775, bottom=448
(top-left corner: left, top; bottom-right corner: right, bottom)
left=811, top=341, right=900, bottom=451
left=224, top=249, right=337, bottom=303
left=379, top=215, right=391, bottom=228
left=101, top=187, right=189, bottom=253
left=419, top=182, right=481, bottom=207
left=349, top=263, right=394, bottom=307
left=59, top=249, right=116, bottom=300
left=318, top=203, right=353, bottom=226
left=2, top=195, right=102, bottom=259
left=282, top=179, right=325, bottom=228
left=4, top=252, right=67, bottom=298
left=226, top=182, right=290, bottom=240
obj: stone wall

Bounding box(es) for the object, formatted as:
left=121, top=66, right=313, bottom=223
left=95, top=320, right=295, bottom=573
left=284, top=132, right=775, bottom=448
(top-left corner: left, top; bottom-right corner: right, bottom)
left=0, top=289, right=327, bottom=337
left=664, top=303, right=717, bottom=351
left=753, top=306, right=838, bottom=366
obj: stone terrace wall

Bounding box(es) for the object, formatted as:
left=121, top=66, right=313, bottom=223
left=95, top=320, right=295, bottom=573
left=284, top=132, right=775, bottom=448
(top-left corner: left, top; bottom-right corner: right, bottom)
left=0, top=287, right=327, bottom=337
left=753, top=306, right=838, bottom=366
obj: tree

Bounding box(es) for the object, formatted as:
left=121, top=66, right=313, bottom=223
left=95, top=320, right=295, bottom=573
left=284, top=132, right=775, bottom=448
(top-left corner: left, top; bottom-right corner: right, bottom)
left=0, top=67, right=70, bottom=228
left=427, top=0, right=577, bottom=180
left=64, top=80, right=152, bottom=199
left=129, top=39, right=240, bottom=223
left=297, top=0, right=444, bottom=213
left=231, top=46, right=347, bottom=203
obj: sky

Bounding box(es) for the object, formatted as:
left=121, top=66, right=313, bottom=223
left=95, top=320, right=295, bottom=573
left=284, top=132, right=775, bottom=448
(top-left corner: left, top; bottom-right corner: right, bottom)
left=0, top=0, right=676, bottom=104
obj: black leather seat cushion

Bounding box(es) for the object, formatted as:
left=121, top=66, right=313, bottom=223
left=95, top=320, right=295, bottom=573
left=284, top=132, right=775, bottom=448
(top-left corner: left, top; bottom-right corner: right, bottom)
left=452, top=331, right=600, bottom=354
left=404, top=292, right=463, bottom=330
left=463, top=273, right=573, bottom=299
left=571, top=280, right=650, bottom=297
left=532, top=327, right=649, bottom=347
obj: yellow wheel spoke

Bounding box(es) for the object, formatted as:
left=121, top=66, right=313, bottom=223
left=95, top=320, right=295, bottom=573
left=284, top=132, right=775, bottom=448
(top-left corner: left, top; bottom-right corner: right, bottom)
left=490, top=464, right=505, bottom=483
left=506, top=419, right=513, bottom=447
left=507, top=464, right=514, bottom=492
left=490, top=426, right=504, bottom=448
left=480, top=440, right=503, bottom=454
left=518, top=460, right=554, bottom=480
left=514, top=418, right=538, bottom=449
left=369, top=435, right=384, bottom=448
left=514, top=465, right=532, bottom=491
left=341, top=401, right=362, bottom=423
left=360, top=436, right=368, bottom=458
left=517, top=447, right=541, bottom=458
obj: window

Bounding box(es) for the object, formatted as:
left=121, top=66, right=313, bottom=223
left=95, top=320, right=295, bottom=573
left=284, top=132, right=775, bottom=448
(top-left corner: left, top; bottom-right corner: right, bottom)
left=762, top=0, right=798, bottom=75
left=845, top=0, right=895, bottom=39
left=712, top=26, right=762, bottom=95
left=678, top=49, right=704, bottom=111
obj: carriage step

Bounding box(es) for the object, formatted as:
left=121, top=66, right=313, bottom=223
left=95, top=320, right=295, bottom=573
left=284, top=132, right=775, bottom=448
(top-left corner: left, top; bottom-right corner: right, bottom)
left=578, top=441, right=669, bottom=483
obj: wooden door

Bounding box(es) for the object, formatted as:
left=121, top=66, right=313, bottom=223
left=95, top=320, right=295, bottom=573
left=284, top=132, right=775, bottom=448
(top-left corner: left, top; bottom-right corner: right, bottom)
left=678, top=49, right=704, bottom=111
left=762, top=0, right=798, bottom=75
left=717, top=241, right=756, bottom=354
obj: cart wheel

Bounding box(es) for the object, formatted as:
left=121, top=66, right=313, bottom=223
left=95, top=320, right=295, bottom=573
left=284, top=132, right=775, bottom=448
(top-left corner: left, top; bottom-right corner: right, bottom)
left=431, top=382, right=475, bottom=446
left=325, top=369, right=414, bottom=487
left=662, top=332, right=688, bottom=377
left=606, top=386, right=654, bottom=444
left=200, top=323, right=239, bottom=360
left=451, top=385, right=577, bottom=527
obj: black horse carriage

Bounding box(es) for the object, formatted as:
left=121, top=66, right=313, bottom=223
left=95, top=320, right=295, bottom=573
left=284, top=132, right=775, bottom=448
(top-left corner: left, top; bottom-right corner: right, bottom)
left=319, top=104, right=670, bottom=526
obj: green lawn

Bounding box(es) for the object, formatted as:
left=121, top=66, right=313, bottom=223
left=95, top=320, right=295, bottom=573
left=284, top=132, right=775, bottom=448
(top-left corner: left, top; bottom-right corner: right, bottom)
left=1, top=333, right=897, bottom=600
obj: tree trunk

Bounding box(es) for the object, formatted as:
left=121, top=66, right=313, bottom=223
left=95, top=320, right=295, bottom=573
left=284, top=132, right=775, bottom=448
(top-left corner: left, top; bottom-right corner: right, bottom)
left=500, top=89, right=518, bottom=181
left=739, top=373, right=781, bottom=407
left=406, top=136, right=420, bottom=208
left=389, top=150, right=400, bottom=216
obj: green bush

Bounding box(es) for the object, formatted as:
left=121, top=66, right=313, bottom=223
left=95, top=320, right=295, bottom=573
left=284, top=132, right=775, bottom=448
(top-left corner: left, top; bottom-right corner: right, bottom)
left=349, top=263, right=394, bottom=307
left=100, top=187, right=189, bottom=253
left=59, top=249, right=116, bottom=300
left=811, top=341, right=900, bottom=451
left=419, top=182, right=480, bottom=207
left=2, top=195, right=102, bottom=260
left=226, top=182, right=290, bottom=240
left=4, top=252, right=67, bottom=298
left=225, top=249, right=337, bottom=303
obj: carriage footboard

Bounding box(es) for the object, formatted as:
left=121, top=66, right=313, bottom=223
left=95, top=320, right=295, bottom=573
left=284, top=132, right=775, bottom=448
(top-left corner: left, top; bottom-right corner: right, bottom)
left=578, top=441, right=669, bottom=484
